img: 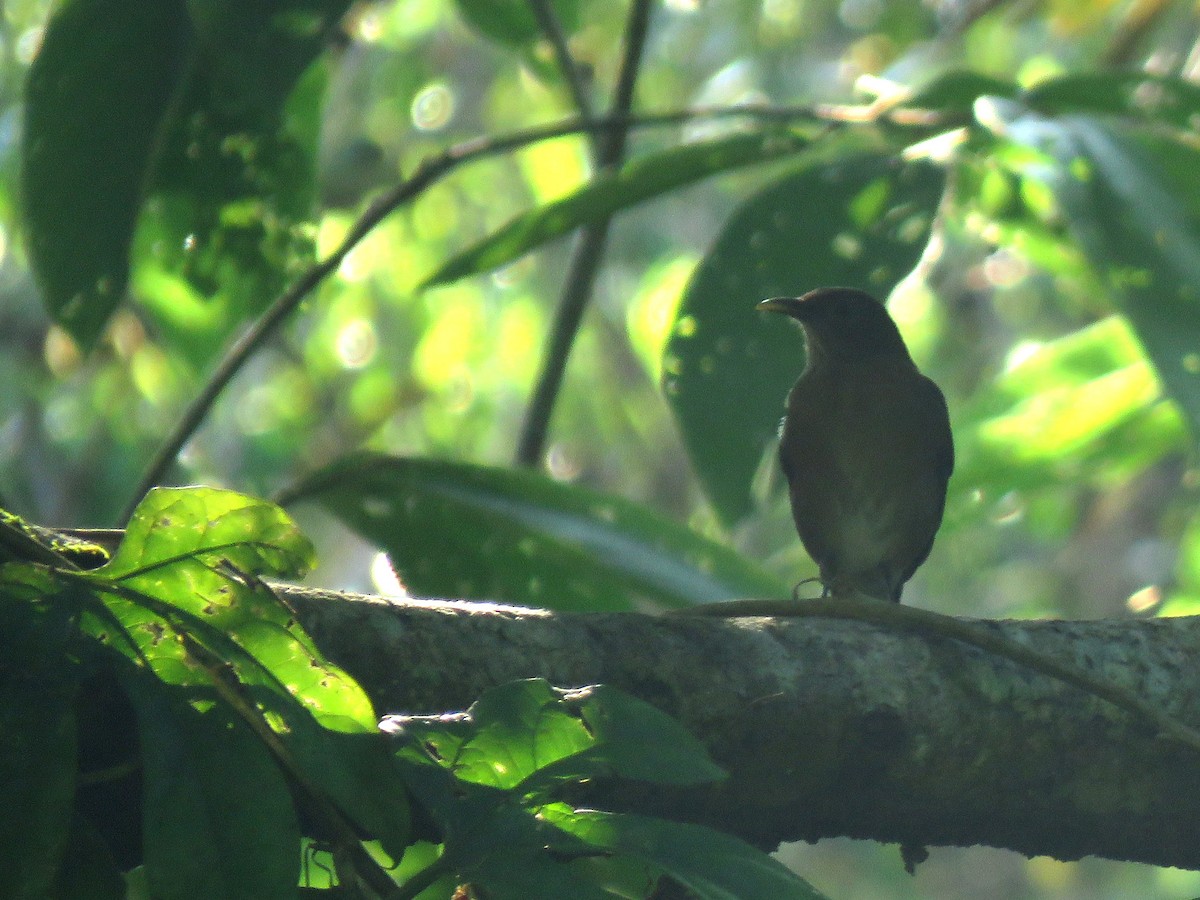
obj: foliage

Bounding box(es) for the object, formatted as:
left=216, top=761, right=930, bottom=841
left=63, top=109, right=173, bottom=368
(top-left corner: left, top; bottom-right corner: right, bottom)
left=2, top=497, right=822, bottom=897
left=7, top=0, right=1200, bottom=896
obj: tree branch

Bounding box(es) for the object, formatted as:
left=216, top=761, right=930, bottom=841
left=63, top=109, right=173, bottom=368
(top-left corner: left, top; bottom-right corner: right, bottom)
left=284, top=586, right=1200, bottom=870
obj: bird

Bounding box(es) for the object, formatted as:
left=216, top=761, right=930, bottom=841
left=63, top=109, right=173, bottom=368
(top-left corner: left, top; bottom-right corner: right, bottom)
left=757, top=287, right=953, bottom=603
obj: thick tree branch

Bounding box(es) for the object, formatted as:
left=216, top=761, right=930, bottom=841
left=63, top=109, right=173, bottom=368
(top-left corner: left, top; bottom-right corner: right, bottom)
left=283, top=586, right=1200, bottom=870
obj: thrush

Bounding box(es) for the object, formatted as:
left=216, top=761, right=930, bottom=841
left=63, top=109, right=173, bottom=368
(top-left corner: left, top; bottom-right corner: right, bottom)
left=758, top=287, right=953, bottom=603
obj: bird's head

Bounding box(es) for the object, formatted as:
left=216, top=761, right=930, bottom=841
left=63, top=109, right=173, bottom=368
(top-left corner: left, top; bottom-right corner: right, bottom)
left=757, top=287, right=909, bottom=364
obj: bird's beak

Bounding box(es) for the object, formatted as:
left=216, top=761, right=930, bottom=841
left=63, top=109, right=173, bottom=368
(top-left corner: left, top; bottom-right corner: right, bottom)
left=757, top=297, right=802, bottom=317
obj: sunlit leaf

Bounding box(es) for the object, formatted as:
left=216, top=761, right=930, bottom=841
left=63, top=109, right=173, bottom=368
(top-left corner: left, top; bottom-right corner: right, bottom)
left=87, top=487, right=375, bottom=732
left=666, top=152, right=945, bottom=524
left=136, top=2, right=342, bottom=363
left=20, top=0, right=190, bottom=348
left=282, top=453, right=788, bottom=609
left=102, top=486, right=314, bottom=583
left=954, top=317, right=1184, bottom=490
left=977, top=363, right=1159, bottom=462
left=531, top=683, right=725, bottom=789
left=424, top=130, right=813, bottom=287
left=396, top=679, right=593, bottom=790
left=393, top=679, right=723, bottom=793
left=987, top=102, right=1200, bottom=440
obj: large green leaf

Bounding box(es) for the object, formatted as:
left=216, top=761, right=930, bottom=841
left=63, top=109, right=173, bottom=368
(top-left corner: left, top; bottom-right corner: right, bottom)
left=665, top=153, right=945, bottom=524
left=903, top=70, right=1016, bottom=112
left=954, top=316, right=1183, bottom=490
left=0, top=586, right=81, bottom=899
left=282, top=453, right=788, bottom=609
left=20, top=0, right=191, bottom=349
left=51, top=815, right=125, bottom=900
left=135, top=1, right=346, bottom=363
left=124, top=672, right=299, bottom=900
left=85, top=487, right=375, bottom=733
left=423, top=130, right=812, bottom=287
left=547, top=807, right=828, bottom=900
left=986, top=102, right=1200, bottom=439
left=22, top=0, right=347, bottom=355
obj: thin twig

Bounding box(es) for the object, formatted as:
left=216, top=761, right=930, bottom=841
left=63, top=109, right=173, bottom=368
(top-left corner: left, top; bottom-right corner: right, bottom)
left=120, top=99, right=924, bottom=525
left=514, top=0, right=654, bottom=467
left=528, top=0, right=595, bottom=120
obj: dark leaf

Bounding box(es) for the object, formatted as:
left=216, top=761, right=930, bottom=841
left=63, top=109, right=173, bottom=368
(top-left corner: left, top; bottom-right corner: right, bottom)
left=548, top=808, right=829, bottom=900
left=123, top=671, right=299, bottom=900
left=20, top=0, right=191, bottom=348
left=0, top=586, right=80, bottom=899
left=283, top=453, right=788, bottom=609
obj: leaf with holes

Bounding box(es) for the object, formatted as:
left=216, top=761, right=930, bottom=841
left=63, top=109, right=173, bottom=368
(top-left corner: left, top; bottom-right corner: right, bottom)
left=664, top=153, right=945, bottom=524
left=85, top=487, right=374, bottom=733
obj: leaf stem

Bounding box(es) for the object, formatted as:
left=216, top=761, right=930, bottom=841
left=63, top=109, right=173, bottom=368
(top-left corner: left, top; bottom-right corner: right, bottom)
left=528, top=0, right=595, bottom=120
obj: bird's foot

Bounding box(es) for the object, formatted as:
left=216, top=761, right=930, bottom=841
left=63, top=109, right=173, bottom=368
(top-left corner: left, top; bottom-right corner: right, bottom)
left=790, top=576, right=825, bottom=602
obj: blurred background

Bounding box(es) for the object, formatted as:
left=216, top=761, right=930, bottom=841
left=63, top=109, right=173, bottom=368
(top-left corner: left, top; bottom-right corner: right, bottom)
left=6, top=0, right=1200, bottom=896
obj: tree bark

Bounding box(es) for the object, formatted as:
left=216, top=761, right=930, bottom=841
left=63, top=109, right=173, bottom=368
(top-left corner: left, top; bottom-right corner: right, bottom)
left=285, top=587, right=1200, bottom=870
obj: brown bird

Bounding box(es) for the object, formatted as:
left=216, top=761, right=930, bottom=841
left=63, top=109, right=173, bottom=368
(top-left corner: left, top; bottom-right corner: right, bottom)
left=758, top=287, right=954, bottom=603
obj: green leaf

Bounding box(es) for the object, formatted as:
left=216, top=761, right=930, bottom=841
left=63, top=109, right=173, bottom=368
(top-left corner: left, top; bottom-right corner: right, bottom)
left=287, top=728, right=412, bottom=861
left=532, top=684, right=725, bottom=789
left=0, top=588, right=81, bottom=900
left=904, top=70, right=1017, bottom=112
left=86, top=487, right=375, bottom=733
left=987, top=104, right=1200, bottom=439
left=955, top=317, right=1180, bottom=487
left=396, top=758, right=613, bottom=900
left=395, top=679, right=723, bottom=794
left=424, top=130, right=812, bottom=287
left=665, top=153, right=945, bottom=524
left=135, top=1, right=343, bottom=364
left=399, top=679, right=593, bottom=790
left=102, top=486, right=315, bottom=583
left=547, top=808, right=829, bottom=900
left=20, top=0, right=191, bottom=349
left=454, top=0, right=581, bottom=46
left=123, top=670, right=300, bottom=900
left=1024, top=72, right=1200, bottom=131
left=283, top=453, right=788, bottom=609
